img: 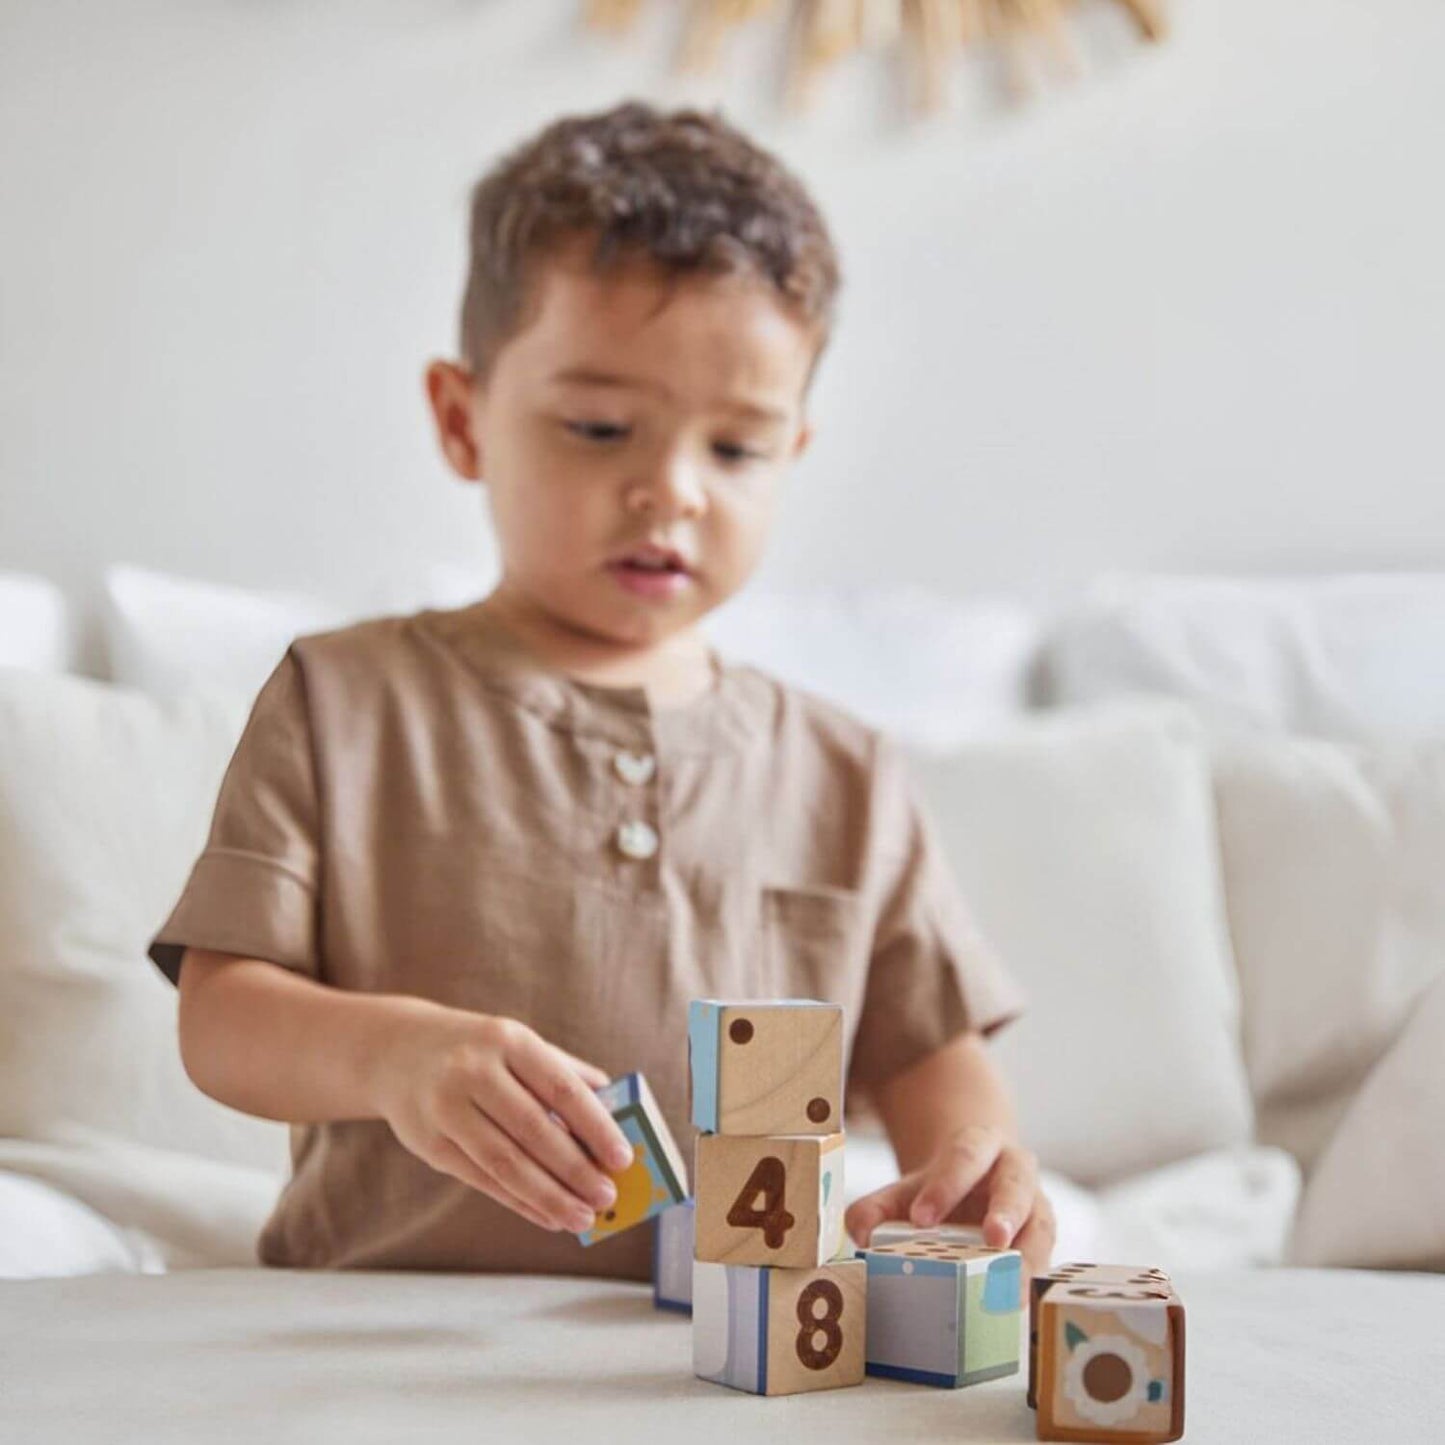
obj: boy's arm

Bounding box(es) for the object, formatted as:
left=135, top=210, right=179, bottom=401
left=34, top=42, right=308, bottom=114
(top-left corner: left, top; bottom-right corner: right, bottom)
left=177, top=948, right=452, bottom=1123
left=871, top=1028, right=1018, bottom=1173
left=846, top=1029, right=1056, bottom=1277
left=175, top=948, right=635, bottom=1234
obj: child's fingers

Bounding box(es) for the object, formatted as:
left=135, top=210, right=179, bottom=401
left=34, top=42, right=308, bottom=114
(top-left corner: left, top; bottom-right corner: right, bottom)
left=909, top=1124, right=1005, bottom=1228
left=430, top=1135, right=563, bottom=1233
left=844, top=1176, right=922, bottom=1247
left=504, top=1028, right=636, bottom=1173
left=451, top=1108, right=601, bottom=1234
left=1011, top=1194, right=1058, bottom=1283
left=479, top=1071, right=620, bottom=1215
left=552, top=1046, right=611, bottom=1091
left=981, top=1145, right=1040, bottom=1247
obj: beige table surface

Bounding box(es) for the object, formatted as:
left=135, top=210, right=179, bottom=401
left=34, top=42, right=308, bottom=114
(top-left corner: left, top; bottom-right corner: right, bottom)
left=1, top=1266, right=1440, bottom=1444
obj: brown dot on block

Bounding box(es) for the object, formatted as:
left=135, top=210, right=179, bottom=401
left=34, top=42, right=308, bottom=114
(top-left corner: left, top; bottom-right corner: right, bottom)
left=806, top=1097, right=831, bottom=1123
left=1083, top=1352, right=1134, bottom=1404
left=729, top=1018, right=754, bottom=1044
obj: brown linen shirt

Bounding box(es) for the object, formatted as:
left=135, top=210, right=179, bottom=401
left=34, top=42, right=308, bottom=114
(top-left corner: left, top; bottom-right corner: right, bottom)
left=149, top=601, right=1025, bottom=1280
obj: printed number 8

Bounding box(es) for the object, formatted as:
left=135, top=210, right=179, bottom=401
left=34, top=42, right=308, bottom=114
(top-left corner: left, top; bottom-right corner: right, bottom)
left=795, top=1279, right=844, bottom=1371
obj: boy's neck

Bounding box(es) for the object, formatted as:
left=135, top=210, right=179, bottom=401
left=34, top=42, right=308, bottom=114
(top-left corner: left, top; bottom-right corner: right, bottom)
left=475, top=586, right=719, bottom=707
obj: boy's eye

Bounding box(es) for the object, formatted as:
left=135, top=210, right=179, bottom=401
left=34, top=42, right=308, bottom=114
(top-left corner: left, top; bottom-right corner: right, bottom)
left=714, top=441, right=764, bottom=465
left=562, top=419, right=766, bottom=465
left=564, top=419, right=630, bottom=443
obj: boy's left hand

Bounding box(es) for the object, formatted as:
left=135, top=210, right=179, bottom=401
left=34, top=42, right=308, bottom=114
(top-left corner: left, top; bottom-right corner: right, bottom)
left=844, top=1123, right=1055, bottom=1281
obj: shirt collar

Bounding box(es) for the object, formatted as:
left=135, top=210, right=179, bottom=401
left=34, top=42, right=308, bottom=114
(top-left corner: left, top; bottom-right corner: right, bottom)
left=417, top=599, right=762, bottom=756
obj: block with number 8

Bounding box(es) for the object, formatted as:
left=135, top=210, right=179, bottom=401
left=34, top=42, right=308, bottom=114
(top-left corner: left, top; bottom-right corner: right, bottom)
left=693, top=1257, right=867, bottom=1396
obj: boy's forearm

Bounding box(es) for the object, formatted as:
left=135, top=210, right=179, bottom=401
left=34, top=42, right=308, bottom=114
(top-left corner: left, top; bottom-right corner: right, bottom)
left=176, top=948, right=446, bottom=1124
left=872, top=1029, right=1019, bottom=1174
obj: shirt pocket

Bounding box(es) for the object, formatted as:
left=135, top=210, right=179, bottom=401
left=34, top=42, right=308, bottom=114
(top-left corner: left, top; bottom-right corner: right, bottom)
left=759, top=883, right=870, bottom=1010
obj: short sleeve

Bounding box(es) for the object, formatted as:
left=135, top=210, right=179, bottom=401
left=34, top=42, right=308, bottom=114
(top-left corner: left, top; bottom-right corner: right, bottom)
left=148, top=647, right=322, bottom=987
left=847, top=733, right=1027, bottom=1097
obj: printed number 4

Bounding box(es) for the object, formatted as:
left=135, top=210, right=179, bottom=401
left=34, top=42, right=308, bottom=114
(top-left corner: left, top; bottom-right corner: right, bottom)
left=726, top=1156, right=796, bottom=1249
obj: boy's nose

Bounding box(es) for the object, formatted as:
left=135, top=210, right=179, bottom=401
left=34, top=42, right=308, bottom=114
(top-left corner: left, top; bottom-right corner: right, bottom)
left=624, top=463, right=706, bottom=519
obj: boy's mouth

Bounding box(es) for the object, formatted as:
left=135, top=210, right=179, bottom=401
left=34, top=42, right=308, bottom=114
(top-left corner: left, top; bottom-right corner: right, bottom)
left=605, top=542, right=695, bottom=599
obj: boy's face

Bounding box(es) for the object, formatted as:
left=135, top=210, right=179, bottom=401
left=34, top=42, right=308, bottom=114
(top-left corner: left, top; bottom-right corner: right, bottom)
left=427, top=235, right=817, bottom=653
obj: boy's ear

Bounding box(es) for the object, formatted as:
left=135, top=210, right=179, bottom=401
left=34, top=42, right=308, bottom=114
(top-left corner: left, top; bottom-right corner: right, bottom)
left=425, top=359, right=485, bottom=483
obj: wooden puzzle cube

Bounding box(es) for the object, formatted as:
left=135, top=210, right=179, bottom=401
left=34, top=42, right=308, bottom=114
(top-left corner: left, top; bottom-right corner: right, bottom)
left=688, top=999, right=843, bottom=1136
left=1028, top=1264, right=1174, bottom=1408
left=578, top=1072, right=688, bottom=1246
left=693, top=1257, right=867, bottom=1396
left=1035, top=1276, right=1185, bottom=1443
left=653, top=1199, right=696, bottom=1314
left=694, top=1131, right=847, bottom=1269
left=861, top=1240, right=1023, bottom=1388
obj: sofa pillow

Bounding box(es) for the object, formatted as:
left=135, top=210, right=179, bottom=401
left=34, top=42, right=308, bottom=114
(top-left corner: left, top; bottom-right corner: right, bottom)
left=1212, top=730, right=1445, bottom=1172
left=0, top=570, right=73, bottom=672
left=0, top=668, right=290, bottom=1176
left=0, top=1169, right=164, bottom=1279
left=703, top=585, right=1039, bottom=750
left=1288, top=971, right=1445, bottom=1270
left=908, top=702, right=1254, bottom=1186
left=1043, top=572, right=1445, bottom=744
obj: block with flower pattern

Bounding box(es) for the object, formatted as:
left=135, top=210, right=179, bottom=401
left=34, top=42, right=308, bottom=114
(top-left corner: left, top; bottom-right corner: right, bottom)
left=1035, top=1275, right=1185, bottom=1443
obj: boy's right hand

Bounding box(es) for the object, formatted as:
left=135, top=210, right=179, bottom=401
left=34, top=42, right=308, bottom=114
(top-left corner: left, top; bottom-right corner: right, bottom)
left=372, top=1007, right=637, bottom=1235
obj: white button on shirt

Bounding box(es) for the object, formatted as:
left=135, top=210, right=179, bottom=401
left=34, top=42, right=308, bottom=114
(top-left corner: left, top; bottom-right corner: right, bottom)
left=613, top=750, right=657, bottom=786
left=615, top=819, right=659, bottom=860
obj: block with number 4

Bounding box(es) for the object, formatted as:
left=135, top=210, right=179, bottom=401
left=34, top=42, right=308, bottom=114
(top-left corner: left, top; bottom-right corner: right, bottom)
left=578, top=1072, right=688, bottom=1247
left=1035, top=1275, right=1185, bottom=1443
left=694, top=1132, right=846, bottom=1269
left=862, top=1239, right=1023, bottom=1388
left=693, top=1257, right=866, bottom=1396
left=688, top=999, right=842, bottom=1136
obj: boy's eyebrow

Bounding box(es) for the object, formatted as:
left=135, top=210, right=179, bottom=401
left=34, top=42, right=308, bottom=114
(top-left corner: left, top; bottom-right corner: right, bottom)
left=547, top=366, right=790, bottom=424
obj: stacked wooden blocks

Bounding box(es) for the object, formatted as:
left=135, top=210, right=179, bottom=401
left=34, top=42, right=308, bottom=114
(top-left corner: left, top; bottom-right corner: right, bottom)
left=688, top=999, right=865, bottom=1396
left=1030, top=1263, right=1185, bottom=1443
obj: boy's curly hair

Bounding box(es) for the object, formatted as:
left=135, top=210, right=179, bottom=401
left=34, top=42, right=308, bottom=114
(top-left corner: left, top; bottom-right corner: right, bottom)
left=459, top=100, right=841, bottom=385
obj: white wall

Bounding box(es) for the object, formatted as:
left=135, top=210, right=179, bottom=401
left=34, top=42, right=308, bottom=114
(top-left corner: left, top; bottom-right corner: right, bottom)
left=2, top=0, right=1443, bottom=634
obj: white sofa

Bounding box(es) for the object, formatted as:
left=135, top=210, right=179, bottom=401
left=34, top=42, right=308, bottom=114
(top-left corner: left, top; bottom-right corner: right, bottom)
left=0, top=565, right=1442, bottom=1440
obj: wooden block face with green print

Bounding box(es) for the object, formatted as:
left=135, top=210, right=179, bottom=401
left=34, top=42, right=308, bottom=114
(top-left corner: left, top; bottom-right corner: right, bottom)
left=694, top=1132, right=846, bottom=1269
left=861, top=1240, right=1023, bottom=1388
left=1036, top=1279, right=1186, bottom=1443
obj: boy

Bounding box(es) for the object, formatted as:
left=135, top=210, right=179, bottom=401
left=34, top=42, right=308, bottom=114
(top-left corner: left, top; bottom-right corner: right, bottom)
left=150, top=100, right=1055, bottom=1283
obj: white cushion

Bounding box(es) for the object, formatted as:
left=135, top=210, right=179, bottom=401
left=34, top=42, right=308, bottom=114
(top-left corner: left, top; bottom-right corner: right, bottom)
left=1212, top=730, right=1445, bottom=1172
left=909, top=702, right=1254, bottom=1186
left=1044, top=572, right=1445, bottom=743
left=0, top=1136, right=280, bottom=1274
left=0, top=570, right=73, bottom=672
left=0, top=668, right=291, bottom=1177
left=102, top=563, right=497, bottom=707
left=703, top=585, right=1039, bottom=749
left=1289, top=971, right=1445, bottom=1271
left=101, top=564, right=348, bottom=706
left=0, top=1169, right=164, bottom=1278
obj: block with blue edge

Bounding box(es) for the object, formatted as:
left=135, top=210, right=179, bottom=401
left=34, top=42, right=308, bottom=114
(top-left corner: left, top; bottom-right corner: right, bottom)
left=688, top=999, right=843, bottom=1137
left=578, top=1072, right=688, bottom=1247
left=653, top=1200, right=696, bottom=1313
left=861, top=1239, right=1023, bottom=1388
left=692, top=1256, right=866, bottom=1396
